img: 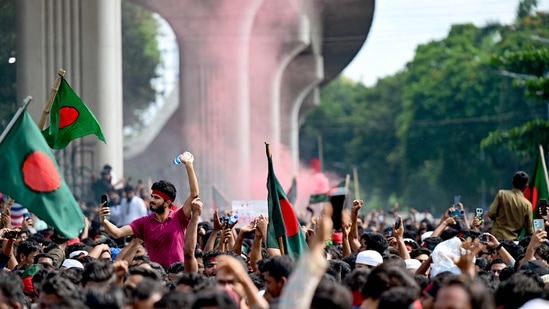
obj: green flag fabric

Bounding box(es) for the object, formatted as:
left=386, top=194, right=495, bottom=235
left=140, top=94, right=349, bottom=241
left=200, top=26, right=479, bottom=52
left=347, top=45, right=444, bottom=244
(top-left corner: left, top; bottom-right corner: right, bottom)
left=0, top=111, right=85, bottom=238
left=308, top=180, right=346, bottom=205
left=286, top=177, right=297, bottom=205
left=266, top=147, right=307, bottom=259
left=525, top=147, right=549, bottom=216
left=42, top=77, right=106, bottom=149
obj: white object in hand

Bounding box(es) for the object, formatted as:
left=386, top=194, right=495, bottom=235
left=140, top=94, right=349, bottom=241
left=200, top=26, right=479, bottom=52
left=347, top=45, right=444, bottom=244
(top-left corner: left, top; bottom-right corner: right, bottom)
left=173, top=152, right=192, bottom=165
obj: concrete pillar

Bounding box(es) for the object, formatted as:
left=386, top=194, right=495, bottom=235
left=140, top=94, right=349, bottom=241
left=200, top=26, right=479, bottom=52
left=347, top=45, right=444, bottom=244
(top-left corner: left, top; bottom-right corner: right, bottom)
left=248, top=0, right=310, bottom=194
left=131, top=0, right=263, bottom=201
left=80, top=0, right=124, bottom=182
left=16, top=0, right=123, bottom=192
left=280, top=53, right=324, bottom=174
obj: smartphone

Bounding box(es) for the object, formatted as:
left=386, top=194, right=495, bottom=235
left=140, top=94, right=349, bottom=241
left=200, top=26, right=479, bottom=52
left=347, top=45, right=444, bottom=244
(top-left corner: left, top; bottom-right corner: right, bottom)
left=330, top=195, right=345, bottom=231
left=534, top=219, right=545, bottom=231
left=480, top=234, right=489, bottom=243
left=540, top=199, right=548, bottom=216
left=476, top=208, right=483, bottom=218
left=101, top=194, right=109, bottom=220
left=4, top=230, right=21, bottom=239
left=394, top=216, right=402, bottom=230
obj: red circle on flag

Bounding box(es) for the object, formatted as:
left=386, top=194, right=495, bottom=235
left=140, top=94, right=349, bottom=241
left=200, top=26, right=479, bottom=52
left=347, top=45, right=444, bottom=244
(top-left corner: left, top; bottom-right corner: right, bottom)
left=22, top=151, right=61, bottom=193
left=59, top=106, right=79, bottom=129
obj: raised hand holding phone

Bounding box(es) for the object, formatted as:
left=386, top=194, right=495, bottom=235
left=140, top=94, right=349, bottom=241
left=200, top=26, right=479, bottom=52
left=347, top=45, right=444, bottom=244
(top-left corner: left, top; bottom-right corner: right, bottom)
left=100, top=194, right=110, bottom=221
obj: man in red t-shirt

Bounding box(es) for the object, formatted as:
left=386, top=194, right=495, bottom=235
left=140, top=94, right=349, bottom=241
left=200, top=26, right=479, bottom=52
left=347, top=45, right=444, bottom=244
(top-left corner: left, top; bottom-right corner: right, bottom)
left=100, top=153, right=199, bottom=269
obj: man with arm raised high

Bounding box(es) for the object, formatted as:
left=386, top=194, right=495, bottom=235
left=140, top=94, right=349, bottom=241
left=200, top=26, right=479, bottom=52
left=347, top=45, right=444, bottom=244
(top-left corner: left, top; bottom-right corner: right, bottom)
left=100, top=153, right=199, bottom=269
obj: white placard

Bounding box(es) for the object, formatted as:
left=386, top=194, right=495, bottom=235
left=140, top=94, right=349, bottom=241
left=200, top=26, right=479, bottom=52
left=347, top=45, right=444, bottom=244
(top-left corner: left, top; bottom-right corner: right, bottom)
left=231, top=200, right=268, bottom=228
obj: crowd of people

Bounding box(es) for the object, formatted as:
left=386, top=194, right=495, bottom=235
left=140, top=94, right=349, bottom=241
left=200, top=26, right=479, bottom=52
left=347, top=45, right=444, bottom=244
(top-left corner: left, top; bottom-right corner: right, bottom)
left=1, top=153, right=549, bottom=309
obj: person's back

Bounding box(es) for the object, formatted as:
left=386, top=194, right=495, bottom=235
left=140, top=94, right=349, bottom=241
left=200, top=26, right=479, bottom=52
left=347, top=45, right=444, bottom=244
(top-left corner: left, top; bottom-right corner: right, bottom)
left=487, top=171, right=533, bottom=240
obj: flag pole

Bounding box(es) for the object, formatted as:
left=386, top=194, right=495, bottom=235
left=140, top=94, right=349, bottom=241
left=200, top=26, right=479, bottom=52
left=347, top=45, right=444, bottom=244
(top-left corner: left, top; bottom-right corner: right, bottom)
left=0, top=96, right=33, bottom=146
left=353, top=166, right=360, bottom=199
left=38, top=68, right=66, bottom=130
left=277, top=237, right=285, bottom=255
left=538, top=144, right=549, bottom=194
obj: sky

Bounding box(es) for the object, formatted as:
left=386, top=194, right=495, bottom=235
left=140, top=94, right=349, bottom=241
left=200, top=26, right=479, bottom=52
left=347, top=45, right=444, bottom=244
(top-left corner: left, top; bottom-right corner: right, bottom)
left=343, top=0, right=549, bottom=86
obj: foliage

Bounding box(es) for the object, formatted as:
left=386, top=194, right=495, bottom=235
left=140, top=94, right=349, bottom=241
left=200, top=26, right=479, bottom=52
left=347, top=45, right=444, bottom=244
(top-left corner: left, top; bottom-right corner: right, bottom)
left=0, top=0, right=17, bottom=131
left=301, top=7, right=549, bottom=214
left=121, top=0, right=161, bottom=128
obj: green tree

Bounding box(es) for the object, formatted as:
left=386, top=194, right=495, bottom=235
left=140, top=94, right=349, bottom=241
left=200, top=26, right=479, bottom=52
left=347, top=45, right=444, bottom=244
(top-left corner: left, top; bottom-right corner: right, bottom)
left=121, top=0, right=161, bottom=129
left=0, top=0, right=17, bottom=131
left=481, top=11, right=549, bottom=156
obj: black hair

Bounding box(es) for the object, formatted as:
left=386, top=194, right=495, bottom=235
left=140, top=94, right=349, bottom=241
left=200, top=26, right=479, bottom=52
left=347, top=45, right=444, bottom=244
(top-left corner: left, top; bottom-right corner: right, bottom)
left=499, top=266, right=515, bottom=282
left=34, top=253, right=56, bottom=265
left=85, top=285, right=125, bottom=309
left=326, top=259, right=351, bottom=282
left=176, top=272, right=214, bottom=293
left=128, top=266, right=161, bottom=282
left=133, top=278, right=166, bottom=301
left=422, top=237, right=443, bottom=251
left=414, top=274, right=430, bottom=290
left=258, top=255, right=296, bottom=281
left=410, top=248, right=431, bottom=259
left=342, top=268, right=370, bottom=291
left=500, top=240, right=524, bottom=260
left=41, top=275, right=81, bottom=302
left=191, top=288, right=239, bottom=309
left=475, top=257, right=489, bottom=271
left=17, top=241, right=42, bottom=261
left=0, top=271, right=27, bottom=307
left=341, top=253, right=357, bottom=270
left=248, top=272, right=265, bottom=290
left=310, top=278, right=352, bottom=309
left=476, top=271, right=500, bottom=292
left=361, top=263, right=420, bottom=300
left=489, top=258, right=506, bottom=269
left=59, top=267, right=84, bottom=286
left=437, top=276, right=495, bottom=309
left=378, top=286, right=418, bottom=309
left=151, top=180, right=177, bottom=201
left=82, top=260, right=114, bottom=286
left=154, top=290, right=195, bottom=309
left=167, top=262, right=185, bottom=274
left=360, top=232, right=389, bottom=254
left=512, top=171, right=529, bottom=190
left=148, top=262, right=168, bottom=281
left=495, top=272, right=543, bottom=309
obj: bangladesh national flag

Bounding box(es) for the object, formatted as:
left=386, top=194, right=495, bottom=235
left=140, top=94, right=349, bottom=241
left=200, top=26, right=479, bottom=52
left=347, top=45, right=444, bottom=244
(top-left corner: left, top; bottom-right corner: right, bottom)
left=524, top=146, right=549, bottom=215
left=0, top=110, right=85, bottom=238
left=212, top=184, right=230, bottom=210
left=42, top=77, right=106, bottom=149
left=308, top=180, right=346, bottom=205
left=266, top=144, right=307, bottom=259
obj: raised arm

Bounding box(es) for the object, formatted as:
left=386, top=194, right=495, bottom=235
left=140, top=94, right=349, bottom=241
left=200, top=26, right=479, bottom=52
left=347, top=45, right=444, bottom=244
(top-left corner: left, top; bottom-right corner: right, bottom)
left=184, top=197, right=202, bottom=273
left=100, top=205, right=134, bottom=239
left=177, top=152, right=199, bottom=218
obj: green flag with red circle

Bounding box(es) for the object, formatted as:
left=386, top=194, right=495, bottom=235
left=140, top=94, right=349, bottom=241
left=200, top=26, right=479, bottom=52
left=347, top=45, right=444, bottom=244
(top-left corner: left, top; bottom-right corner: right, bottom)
left=42, top=77, right=106, bottom=149
left=266, top=144, right=307, bottom=259
left=0, top=110, right=84, bottom=238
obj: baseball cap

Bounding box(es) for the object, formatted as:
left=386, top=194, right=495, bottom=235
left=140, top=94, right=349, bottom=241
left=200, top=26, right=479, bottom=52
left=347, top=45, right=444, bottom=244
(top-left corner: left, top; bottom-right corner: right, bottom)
left=61, top=259, right=84, bottom=269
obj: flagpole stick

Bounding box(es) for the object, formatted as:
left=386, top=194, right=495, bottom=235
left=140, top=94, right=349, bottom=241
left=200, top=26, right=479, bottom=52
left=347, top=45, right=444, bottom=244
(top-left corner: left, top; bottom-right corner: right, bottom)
left=38, top=68, right=66, bottom=130
left=538, top=144, right=549, bottom=194
left=353, top=166, right=360, bottom=200
left=0, top=96, right=33, bottom=145
left=277, top=236, right=285, bottom=255
left=265, top=142, right=272, bottom=158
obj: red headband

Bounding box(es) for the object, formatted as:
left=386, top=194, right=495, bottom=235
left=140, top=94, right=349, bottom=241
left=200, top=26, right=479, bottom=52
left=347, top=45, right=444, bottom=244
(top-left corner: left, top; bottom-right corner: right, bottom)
left=152, top=189, right=172, bottom=203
